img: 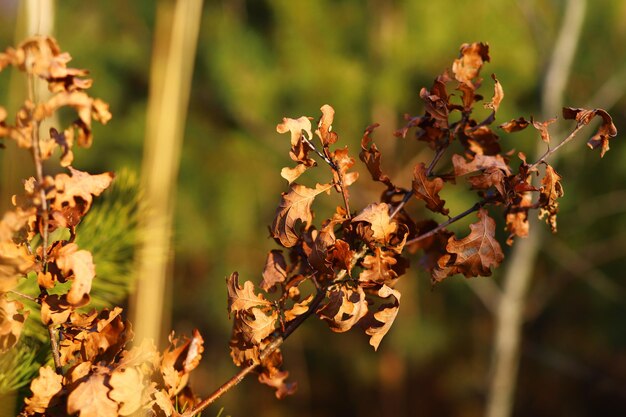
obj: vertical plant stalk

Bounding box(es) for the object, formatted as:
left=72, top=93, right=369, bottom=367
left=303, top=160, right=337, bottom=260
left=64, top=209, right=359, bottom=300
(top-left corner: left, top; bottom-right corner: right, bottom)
left=485, top=1, right=587, bottom=417
left=1, top=0, right=54, bottom=210
left=132, top=0, right=204, bottom=345
left=28, top=63, right=62, bottom=371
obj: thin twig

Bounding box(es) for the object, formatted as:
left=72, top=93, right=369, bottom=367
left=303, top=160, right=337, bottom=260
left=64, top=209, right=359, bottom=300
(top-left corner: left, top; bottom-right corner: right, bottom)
left=188, top=289, right=327, bottom=416
left=8, top=290, right=38, bottom=303
left=28, top=72, right=62, bottom=372
left=301, top=134, right=338, bottom=170
left=405, top=201, right=483, bottom=246
left=390, top=146, right=447, bottom=219
left=189, top=243, right=371, bottom=415
left=527, top=123, right=585, bottom=172
left=48, top=325, right=62, bottom=373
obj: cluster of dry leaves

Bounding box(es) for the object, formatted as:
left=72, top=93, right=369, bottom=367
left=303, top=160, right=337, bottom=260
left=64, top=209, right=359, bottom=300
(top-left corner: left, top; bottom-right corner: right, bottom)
left=226, top=42, right=617, bottom=399
left=0, top=37, right=618, bottom=415
left=0, top=37, right=205, bottom=417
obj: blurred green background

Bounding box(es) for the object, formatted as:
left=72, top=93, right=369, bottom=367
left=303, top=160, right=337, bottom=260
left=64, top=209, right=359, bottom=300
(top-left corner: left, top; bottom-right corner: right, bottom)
left=1, top=0, right=625, bottom=416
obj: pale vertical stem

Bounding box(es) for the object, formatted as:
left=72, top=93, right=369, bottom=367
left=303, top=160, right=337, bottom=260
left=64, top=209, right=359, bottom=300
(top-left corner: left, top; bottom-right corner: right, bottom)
left=132, top=0, right=204, bottom=345
left=485, top=1, right=587, bottom=417
left=1, top=0, right=55, bottom=210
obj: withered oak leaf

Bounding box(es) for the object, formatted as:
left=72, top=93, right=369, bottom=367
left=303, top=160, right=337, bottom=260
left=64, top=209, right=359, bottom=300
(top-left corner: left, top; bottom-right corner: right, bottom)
left=316, top=286, right=368, bottom=333
left=23, top=366, right=63, bottom=414
left=51, top=167, right=114, bottom=217
left=257, top=349, right=297, bottom=399
left=363, top=285, right=401, bottom=351
left=352, top=202, right=397, bottom=244
left=505, top=189, right=532, bottom=245
left=412, top=162, right=449, bottom=215
left=538, top=164, right=563, bottom=233
left=563, top=107, right=618, bottom=157
left=237, top=307, right=278, bottom=345
left=484, top=74, right=504, bottom=112
left=452, top=42, right=490, bottom=87
left=0, top=295, right=29, bottom=352
left=53, top=242, right=95, bottom=307
left=277, top=115, right=313, bottom=148
left=531, top=117, right=557, bottom=143
left=315, top=104, right=338, bottom=146
left=271, top=183, right=333, bottom=248
left=359, top=124, right=394, bottom=189
left=499, top=117, right=530, bottom=133
left=67, top=367, right=118, bottom=417
left=261, top=250, right=288, bottom=292
left=452, top=153, right=511, bottom=177
left=359, top=247, right=406, bottom=288
left=108, top=367, right=144, bottom=416
left=227, top=272, right=272, bottom=315
left=433, top=208, right=504, bottom=281
left=284, top=294, right=314, bottom=322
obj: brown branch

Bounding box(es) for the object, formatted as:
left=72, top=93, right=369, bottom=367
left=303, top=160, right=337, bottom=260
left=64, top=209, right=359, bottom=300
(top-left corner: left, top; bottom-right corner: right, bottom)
left=527, top=123, right=586, bottom=172
left=189, top=243, right=370, bottom=415
left=187, top=289, right=327, bottom=416
left=28, top=73, right=62, bottom=373
left=47, top=325, right=62, bottom=373
left=405, top=201, right=483, bottom=246
left=8, top=290, right=38, bottom=303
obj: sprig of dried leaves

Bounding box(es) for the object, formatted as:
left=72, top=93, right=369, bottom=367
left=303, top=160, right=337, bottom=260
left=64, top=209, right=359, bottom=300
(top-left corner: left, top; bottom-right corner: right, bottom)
left=0, top=37, right=205, bottom=417
left=0, top=37, right=618, bottom=416
left=223, top=41, right=617, bottom=402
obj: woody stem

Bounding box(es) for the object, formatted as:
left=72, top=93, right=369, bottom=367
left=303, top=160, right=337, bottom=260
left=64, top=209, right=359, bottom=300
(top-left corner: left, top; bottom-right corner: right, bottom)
left=28, top=73, right=61, bottom=372
left=188, top=289, right=327, bottom=416
left=528, top=123, right=585, bottom=171
left=405, top=201, right=484, bottom=246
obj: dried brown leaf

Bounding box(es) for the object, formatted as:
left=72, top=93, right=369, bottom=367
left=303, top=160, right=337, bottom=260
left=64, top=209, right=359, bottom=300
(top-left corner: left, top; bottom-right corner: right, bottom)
left=261, top=250, right=288, bottom=292
left=24, top=366, right=63, bottom=414
left=363, top=285, right=401, bottom=351
left=271, top=183, right=333, bottom=247
left=563, top=107, right=618, bottom=157
left=433, top=208, right=504, bottom=281
left=359, top=248, right=407, bottom=288
left=54, top=243, right=95, bottom=307
left=315, top=104, right=338, bottom=146
left=0, top=295, right=29, bottom=352
left=67, top=367, right=118, bottom=417
left=317, top=286, right=368, bottom=333
left=352, top=203, right=397, bottom=244
left=531, top=117, right=557, bottom=143
left=538, top=164, right=563, bottom=232
left=227, top=272, right=272, bottom=315
left=412, top=162, right=448, bottom=215
left=484, top=74, right=504, bottom=112
left=499, top=117, right=530, bottom=133
left=359, top=124, right=394, bottom=188
left=109, top=367, right=144, bottom=416
left=452, top=42, right=490, bottom=87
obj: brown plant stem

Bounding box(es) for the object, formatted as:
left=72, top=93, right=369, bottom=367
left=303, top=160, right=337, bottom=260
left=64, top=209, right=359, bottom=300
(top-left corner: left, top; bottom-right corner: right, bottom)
left=405, top=201, right=484, bottom=246
left=8, top=290, right=38, bottom=303
left=187, top=289, right=327, bottom=416
left=527, top=123, right=585, bottom=172
left=190, top=243, right=369, bottom=415
left=28, top=72, right=63, bottom=373
left=47, top=325, right=62, bottom=373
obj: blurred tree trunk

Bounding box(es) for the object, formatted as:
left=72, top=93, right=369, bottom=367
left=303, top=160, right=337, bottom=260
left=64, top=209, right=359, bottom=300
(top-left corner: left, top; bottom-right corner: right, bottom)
left=485, top=1, right=587, bottom=417
left=1, top=0, right=55, bottom=211
left=132, top=0, right=203, bottom=345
